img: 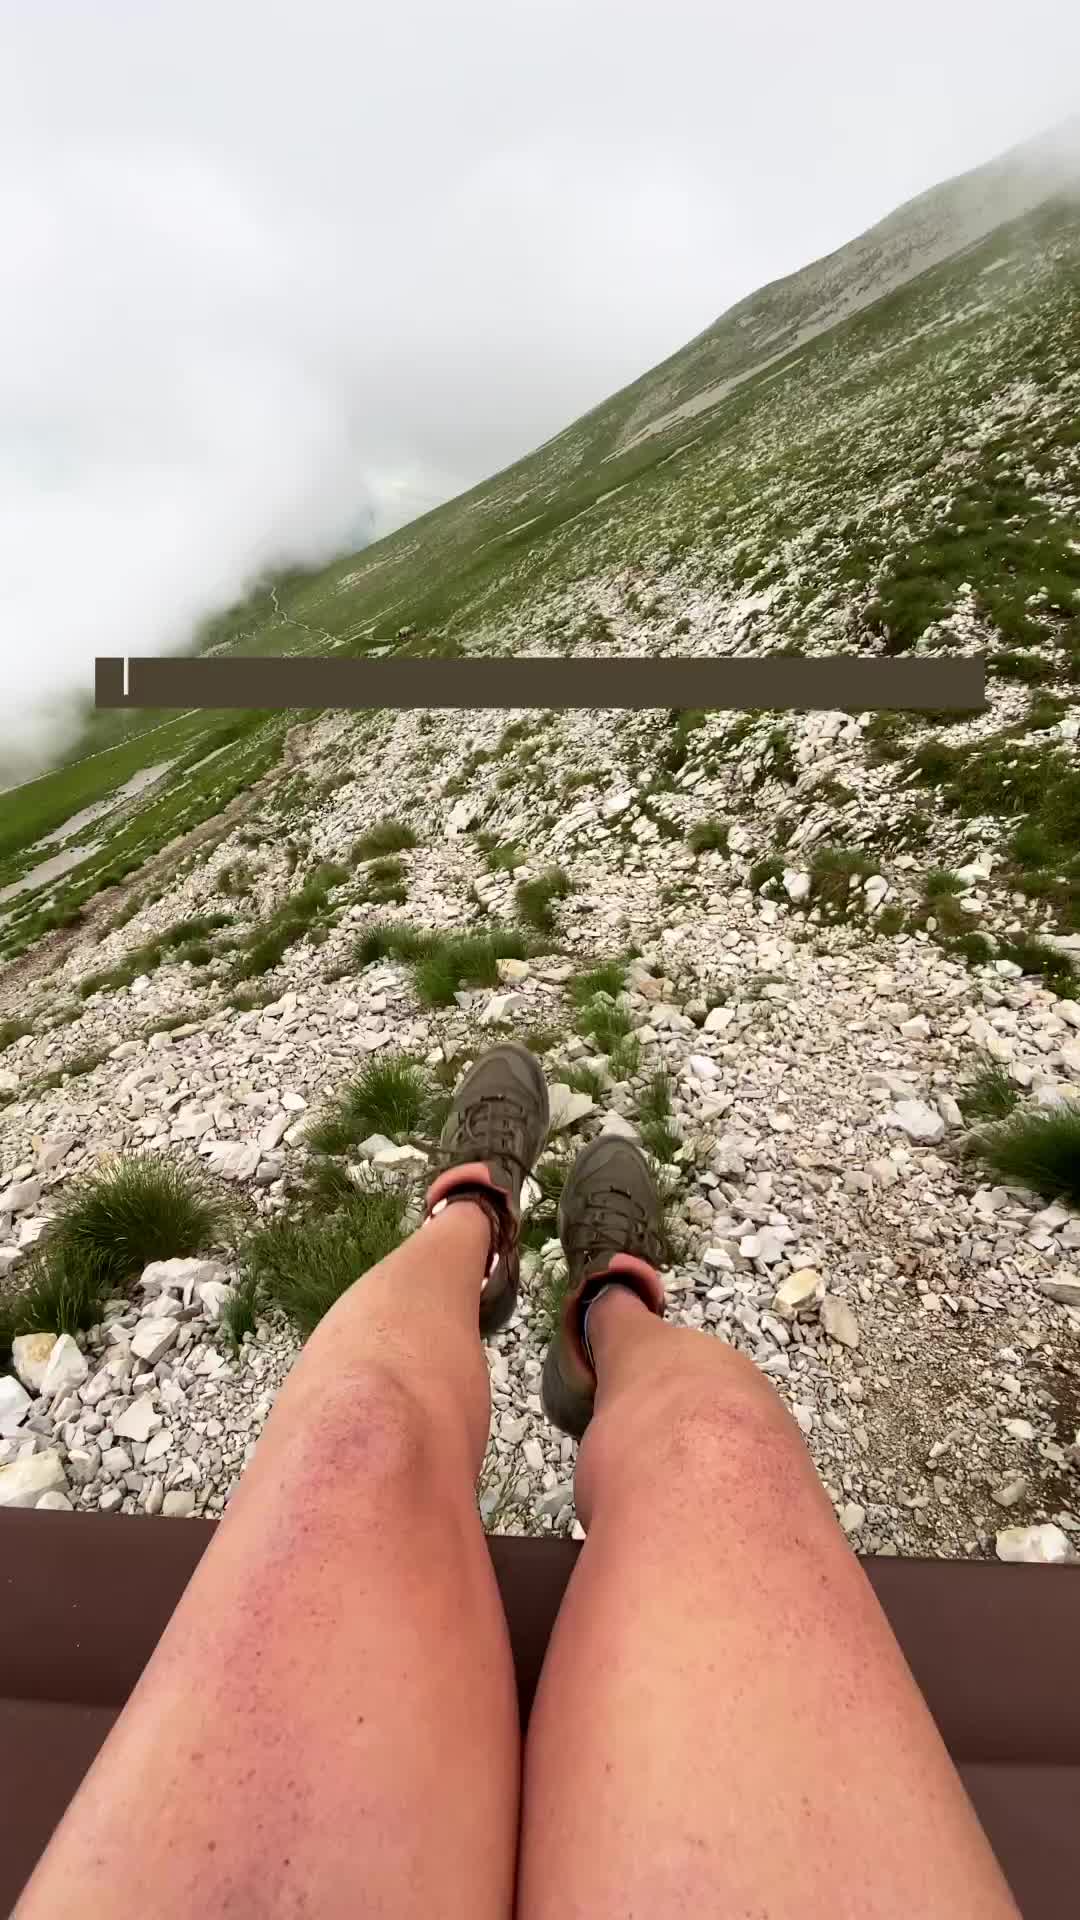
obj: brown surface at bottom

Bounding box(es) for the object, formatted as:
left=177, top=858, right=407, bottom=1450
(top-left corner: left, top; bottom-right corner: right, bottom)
left=1, top=1512, right=1077, bottom=1915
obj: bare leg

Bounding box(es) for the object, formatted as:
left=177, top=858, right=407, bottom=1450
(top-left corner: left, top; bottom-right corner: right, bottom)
left=18, top=1203, right=519, bottom=1920
left=519, top=1289, right=1019, bottom=1919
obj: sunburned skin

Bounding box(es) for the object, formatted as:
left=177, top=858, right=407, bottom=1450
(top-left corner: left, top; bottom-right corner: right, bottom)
left=16, top=1200, right=1018, bottom=1920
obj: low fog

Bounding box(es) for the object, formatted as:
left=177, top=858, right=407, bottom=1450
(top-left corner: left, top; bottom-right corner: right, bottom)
left=2, top=0, right=1078, bottom=778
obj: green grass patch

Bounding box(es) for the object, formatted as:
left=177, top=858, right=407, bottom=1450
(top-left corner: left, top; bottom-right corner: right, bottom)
left=232, top=866, right=345, bottom=979
left=0, top=1247, right=111, bottom=1352
left=962, top=1055, right=1020, bottom=1124
left=969, top=1102, right=1080, bottom=1207
left=241, top=1182, right=409, bottom=1338
left=997, top=935, right=1076, bottom=996
left=807, top=845, right=876, bottom=922
left=576, top=996, right=633, bottom=1054
left=515, top=867, right=571, bottom=935
left=688, top=817, right=730, bottom=855
left=749, top=855, right=784, bottom=892
left=638, top=1070, right=680, bottom=1160
left=570, top=960, right=627, bottom=1006
left=353, top=921, right=532, bottom=1005
left=48, top=1155, right=232, bottom=1290
left=352, top=819, right=418, bottom=859
left=414, top=929, right=531, bottom=1006
left=524, top=1025, right=563, bottom=1055
left=220, top=1272, right=260, bottom=1350
left=565, top=1063, right=606, bottom=1099
left=359, top=856, right=408, bottom=905
left=307, top=1055, right=429, bottom=1153
left=482, top=841, right=524, bottom=873
left=608, top=1035, right=642, bottom=1080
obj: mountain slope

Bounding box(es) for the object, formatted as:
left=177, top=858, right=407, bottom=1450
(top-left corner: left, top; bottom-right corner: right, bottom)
left=1, top=129, right=1079, bottom=1554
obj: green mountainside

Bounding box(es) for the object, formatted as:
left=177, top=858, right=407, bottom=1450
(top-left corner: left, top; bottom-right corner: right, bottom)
left=1, top=123, right=1078, bottom=962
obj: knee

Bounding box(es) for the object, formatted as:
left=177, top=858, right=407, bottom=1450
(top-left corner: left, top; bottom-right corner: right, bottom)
left=582, top=1343, right=803, bottom=1506
left=284, top=1363, right=435, bottom=1497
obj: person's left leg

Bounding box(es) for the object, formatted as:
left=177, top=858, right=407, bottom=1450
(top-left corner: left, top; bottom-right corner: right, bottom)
left=17, top=1042, right=551, bottom=1920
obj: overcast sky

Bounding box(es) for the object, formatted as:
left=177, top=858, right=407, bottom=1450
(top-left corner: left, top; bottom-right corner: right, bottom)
left=2, top=0, right=1078, bottom=775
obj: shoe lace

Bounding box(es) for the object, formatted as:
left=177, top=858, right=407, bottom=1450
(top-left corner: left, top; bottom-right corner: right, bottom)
left=566, top=1182, right=657, bottom=1269
left=438, top=1094, right=533, bottom=1186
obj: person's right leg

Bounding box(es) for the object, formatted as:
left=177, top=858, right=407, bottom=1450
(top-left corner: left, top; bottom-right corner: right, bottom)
left=519, top=1146, right=1019, bottom=1919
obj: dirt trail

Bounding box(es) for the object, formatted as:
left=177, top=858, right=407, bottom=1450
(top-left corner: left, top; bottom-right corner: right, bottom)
left=0, top=723, right=312, bottom=1002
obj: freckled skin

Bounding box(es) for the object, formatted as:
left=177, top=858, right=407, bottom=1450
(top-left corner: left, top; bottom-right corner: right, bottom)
left=516, top=1291, right=1020, bottom=1920
left=17, top=1206, right=1019, bottom=1920
left=15, top=1204, right=518, bottom=1920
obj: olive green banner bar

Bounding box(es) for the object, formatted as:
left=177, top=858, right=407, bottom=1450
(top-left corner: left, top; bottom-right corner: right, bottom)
left=95, top=654, right=984, bottom=712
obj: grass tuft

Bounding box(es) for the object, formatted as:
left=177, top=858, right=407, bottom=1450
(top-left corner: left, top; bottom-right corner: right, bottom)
left=807, top=845, right=876, bottom=922
left=515, top=867, right=572, bottom=935
left=688, top=818, right=730, bottom=855
left=962, top=1055, right=1021, bottom=1124
left=997, top=936, right=1076, bottom=997
left=308, top=1055, right=428, bottom=1152
left=352, top=819, right=418, bottom=859
left=577, top=996, right=633, bottom=1054
left=638, top=1070, right=680, bottom=1160
left=0, top=1154, right=230, bottom=1350
left=359, top=856, right=408, bottom=905
left=970, top=1102, right=1080, bottom=1207
left=0, top=1247, right=110, bottom=1350
left=220, top=1272, right=260, bottom=1350
left=570, top=960, right=627, bottom=1006
left=48, top=1155, right=232, bottom=1290
left=413, top=929, right=531, bottom=1006
left=565, top=1063, right=606, bottom=1099
left=242, top=1184, right=409, bottom=1337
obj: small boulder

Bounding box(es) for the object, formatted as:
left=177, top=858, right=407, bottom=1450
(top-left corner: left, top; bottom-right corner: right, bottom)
left=0, top=1376, right=31, bottom=1437
left=131, top=1318, right=179, bottom=1365
left=11, top=1332, right=58, bottom=1394
left=0, top=1448, right=68, bottom=1509
left=114, top=1394, right=161, bottom=1444
left=480, top=992, right=528, bottom=1027
left=197, top=1279, right=234, bottom=1322
left=547, top=1084, right=596, bottom=1132
left=772, top=1269, right=824, bottom=1318
left=995, top=1524, right=1072, bottom=1564
left=888, top=1099, right=945, bottom=1145
left=0, top=1176, right=42, bottom=1214
left=1039, top=1274, right=1080, bottom=1310
left=139, top=1257, right=228, bottom=1301
left=39, top=1334, right=89, bottom=1399
left=820, top=1295, right=860, bottom=1349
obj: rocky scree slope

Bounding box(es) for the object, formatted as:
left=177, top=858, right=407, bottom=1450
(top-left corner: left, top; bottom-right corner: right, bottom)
left=1, top=129, right=1079, bottom=1557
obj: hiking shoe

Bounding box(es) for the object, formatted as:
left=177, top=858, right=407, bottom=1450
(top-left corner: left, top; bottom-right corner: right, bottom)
left=424, top=1041, right=549, bottom=1335
left=542, top=1135, right=666, bottom=1437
